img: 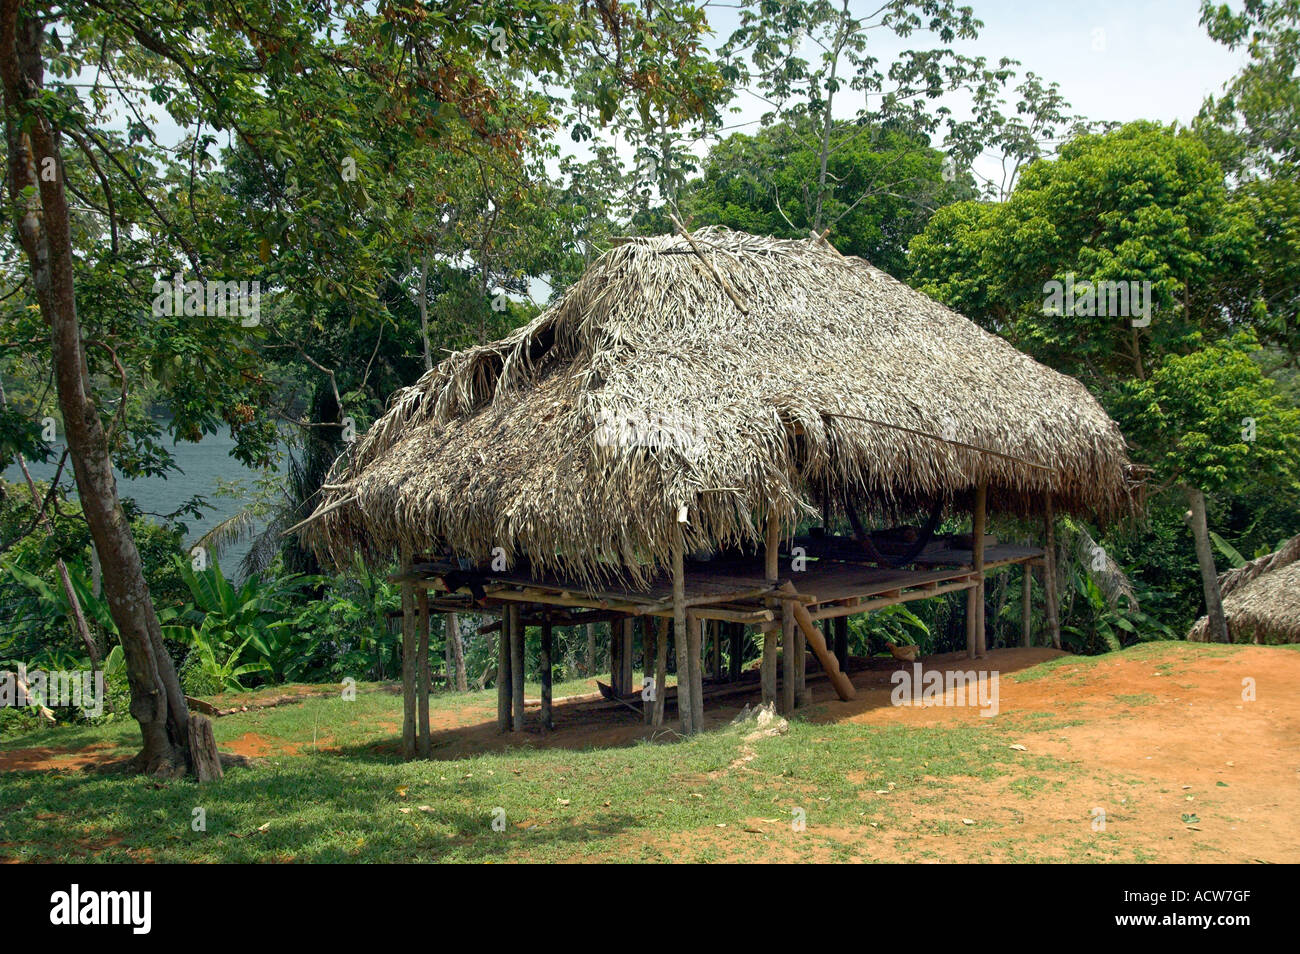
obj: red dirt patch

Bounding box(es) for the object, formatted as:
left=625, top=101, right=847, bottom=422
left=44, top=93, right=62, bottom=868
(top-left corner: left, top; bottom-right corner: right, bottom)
left=0, top=742, right=121, bottom=773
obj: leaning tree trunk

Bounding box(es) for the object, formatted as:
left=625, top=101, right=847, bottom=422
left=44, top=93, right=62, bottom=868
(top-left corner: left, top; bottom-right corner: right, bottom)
left=1185, top=486, right=1230, bottom=643
left=1, top=3, right=199, bottom=775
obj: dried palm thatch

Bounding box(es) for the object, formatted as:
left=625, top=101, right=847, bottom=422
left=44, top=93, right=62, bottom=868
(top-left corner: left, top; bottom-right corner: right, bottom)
left=1188, top=534, right=1300, bottom=643
left=304, top=228, right=1139, bottom=585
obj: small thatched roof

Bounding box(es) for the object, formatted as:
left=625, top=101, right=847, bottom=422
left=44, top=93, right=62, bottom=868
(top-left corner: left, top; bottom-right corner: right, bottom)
left=1188, top=534, right=1300, bottom=643
left=306, top=228, right=1138, bottom=582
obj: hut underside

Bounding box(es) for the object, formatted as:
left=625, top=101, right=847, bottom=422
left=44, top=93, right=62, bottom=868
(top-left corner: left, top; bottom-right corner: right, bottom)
left=389, top=495, right=1062, bottom=754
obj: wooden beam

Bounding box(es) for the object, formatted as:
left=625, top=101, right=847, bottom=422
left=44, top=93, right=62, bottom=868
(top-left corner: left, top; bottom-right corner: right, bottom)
left=510, top=603, right=525, bottom=732
left=400, top=543, right=417, bottom=760
left=808, top=577, right=978, bottom=621
left=540, top=615, right=554, bottom=731
left=672, top=534, right=693, bottom=734
left=416, top=588, right=431, bottom=758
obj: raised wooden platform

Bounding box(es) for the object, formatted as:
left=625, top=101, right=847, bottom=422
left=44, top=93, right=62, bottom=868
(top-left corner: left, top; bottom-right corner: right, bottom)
left=395, top=533, right=1043, bottom=622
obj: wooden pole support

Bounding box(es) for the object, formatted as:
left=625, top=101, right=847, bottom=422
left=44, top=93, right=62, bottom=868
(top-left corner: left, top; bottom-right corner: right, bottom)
left=687, top=610, right=705, bottom=731
left=400, top=543, right=417, bottom=760
left=1044, top=494, right=1061, bottom=650
left=1021, top=561, right=1033, bottom=648
left=973, top=480, right=988, bottom=658
left=780, top=582, right=857, bottom=701
left=762, top=512, right=780, bottom=707
left=510, top=603, right=525, bottom=731
left=497, top=612, right=511, bottom=733
left=417, top=588, right=431, bottom=758
left=651, top=618, right=669, bottom=727
left=671, top=534, right=693, bottom=734
left=540, top=615, right=554, bottom=731
left=780, top=601, right=796, bottom=713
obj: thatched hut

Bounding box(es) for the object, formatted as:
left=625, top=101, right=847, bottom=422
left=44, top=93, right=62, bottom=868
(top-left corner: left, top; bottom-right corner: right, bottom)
left=302, top=227, right=1139, bottom=755
left=1188, top=535, right=1300, bottom=644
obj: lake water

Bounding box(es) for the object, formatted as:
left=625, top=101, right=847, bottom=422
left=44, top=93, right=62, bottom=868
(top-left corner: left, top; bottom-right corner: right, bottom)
left=3, top=426, right=268, bottom=577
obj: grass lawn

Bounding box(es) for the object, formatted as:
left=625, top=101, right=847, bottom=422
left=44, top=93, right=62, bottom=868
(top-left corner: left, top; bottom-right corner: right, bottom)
left=2, top=643, right=1296, bottom=863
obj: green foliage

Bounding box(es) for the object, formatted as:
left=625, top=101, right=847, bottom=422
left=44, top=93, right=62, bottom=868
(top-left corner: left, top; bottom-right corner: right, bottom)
left=1118, top=336, right=1300, bottom=494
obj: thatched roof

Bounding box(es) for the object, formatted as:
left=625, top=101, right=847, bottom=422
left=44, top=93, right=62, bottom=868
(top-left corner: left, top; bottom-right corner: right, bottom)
left=1188, top=534, right=1300, bottom=643
left=306, top=228, right=1138, bottom=583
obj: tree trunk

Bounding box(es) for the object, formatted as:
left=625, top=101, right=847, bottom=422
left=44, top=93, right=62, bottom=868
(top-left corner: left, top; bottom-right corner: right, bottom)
left=0, top=5, right=194, bottom=775
left=1186, top=486, right=1230, bottom=643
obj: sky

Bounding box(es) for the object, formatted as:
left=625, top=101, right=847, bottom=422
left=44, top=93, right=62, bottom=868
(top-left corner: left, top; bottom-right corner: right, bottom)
left=690, top=0, right=1249, bottom=191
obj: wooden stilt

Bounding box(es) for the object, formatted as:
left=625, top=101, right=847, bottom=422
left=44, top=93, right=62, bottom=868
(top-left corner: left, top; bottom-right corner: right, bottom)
left=652, top=617, right=669, bottom=727
left=1021, top=561, right=1034, bottom=648
left=781, top=584, right=856, bottom=701
left=672, top=534, right=693, bottom=734
left=609, top=620, right=622, bottom=694
left=974, top=481, right=987, bottom=658
left=781, top=600, right=796, bottom=714
left=510, top=603, right=525, bottom=731
left=497, top=611, right=511, bottom=733
left=762, top=512, right=780, bottom=707
left=417, top=588, right=431, bottom=758
left=687, top=610, right=704, bottom=731
left=728, top=622, right=743, bottom=682
left=794, top=616, right=808, bottom=706
left=620, top=617, right=634, bottom=695
left=834, top=616, right=849, bottom=671
left=400, top=544, right=417, bottom=760
left=540, top=614, right=553, bottom=731
left=1044, top=495, right=1061, bottom=650
left=710, top=620, right=722, bottom=681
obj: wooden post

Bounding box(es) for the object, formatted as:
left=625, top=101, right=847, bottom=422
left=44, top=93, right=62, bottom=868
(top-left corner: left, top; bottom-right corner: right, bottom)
left=794, top=617, right=808, bottom=706
left=400, top=544, right=417, bottom=760
left=688, top=611, right=705, bottom=731
left=834, top=616, right=849, bottom=671
left=609, top=618, right=622, bottom=694
left=782, top=585, right=856, bottom=701
left=510, top=603, right=525, bottom=731
left=672, top=534, right=693, bottom=734
left=652, top=617, right=669, bottom=727
left=1044, top=495, right=1061, bottom=650
left=417, top=588, right=431, bottom=758
left=973, top=481, right=987, bottom=658
left=586, top=622, right=597, bottom=675
left=762, top=512, right=780, bottom=707
left=620, top=617, right=634, bottom=695
left=728, top=623, right=743, bottom=682
left=781, top=601, right=796, bottom=713
left=540, top=615, right=553, bottom=731
left=446, top=611, right=467, bottom=692
left=1021, top=561, right=1034, bottom=648
left=497, top=611, right=511, bottom=733
left=710, top=620, right=722, bottom=681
